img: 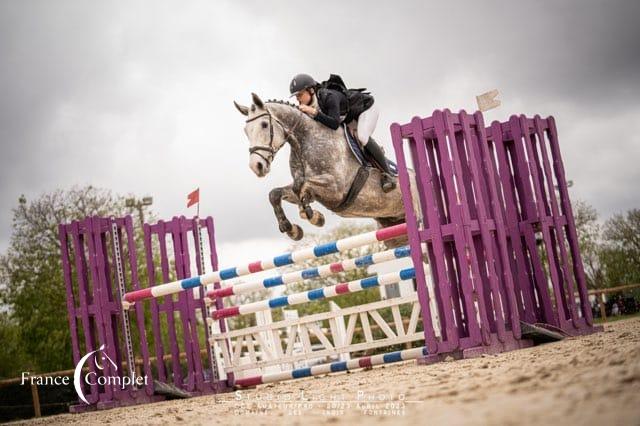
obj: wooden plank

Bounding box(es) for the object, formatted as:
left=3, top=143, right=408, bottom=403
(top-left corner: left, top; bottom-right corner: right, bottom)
left=225, top=332, right=426, bottom=373
left=284, top=326, right=299, bottom=357
left=587, top=283, right=640, bottom=295
left=299, top=324, right=312, bottom=353
left=254, top=332, right=274, bottom=361
left=391, top=305, right=405, bottom=336
left=345, top=314, right=358, bottom=346
left=307, top=322, right=335, bottom=350
left=31, top=383, right=41, bottom=418
left=408, top=301, right=421, bottom=334
left=369, top=310, right=397, bottom=339
left=212, top=295, right=419, bottom=339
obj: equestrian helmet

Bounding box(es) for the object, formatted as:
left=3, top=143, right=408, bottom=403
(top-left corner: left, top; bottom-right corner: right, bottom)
left=289, top=73, right=317, bottom=96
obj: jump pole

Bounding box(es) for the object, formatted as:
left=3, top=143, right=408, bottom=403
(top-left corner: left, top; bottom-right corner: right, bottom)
left=210, top=267, right=416, bottom=320
left=205, top=245, right=411, bottom=300
left=122, top=223, right=407, bottom=307
left=234, top=346, right=428, bottom=387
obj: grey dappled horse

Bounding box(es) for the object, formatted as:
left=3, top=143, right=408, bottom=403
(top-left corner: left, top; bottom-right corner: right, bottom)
left=234, top=93, right=417, bottom=241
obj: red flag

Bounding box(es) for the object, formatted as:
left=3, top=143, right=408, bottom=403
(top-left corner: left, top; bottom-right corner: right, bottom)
left=187, top=188, right=200, bottom=208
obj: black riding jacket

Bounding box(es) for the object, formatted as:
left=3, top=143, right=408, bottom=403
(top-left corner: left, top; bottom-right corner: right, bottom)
left=313, top=87, right=375, bottom=130
left=313, top=88, right=349, bottom=130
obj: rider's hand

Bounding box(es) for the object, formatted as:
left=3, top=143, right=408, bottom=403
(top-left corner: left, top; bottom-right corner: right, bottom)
left=299, top=104, right=317, bottom=117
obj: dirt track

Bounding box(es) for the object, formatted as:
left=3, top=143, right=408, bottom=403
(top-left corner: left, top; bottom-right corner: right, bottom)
left=16, top=318, right=640, bottom=425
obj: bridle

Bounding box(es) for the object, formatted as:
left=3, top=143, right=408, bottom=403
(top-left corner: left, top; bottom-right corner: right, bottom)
left=245, top=108, right=299, bottom=166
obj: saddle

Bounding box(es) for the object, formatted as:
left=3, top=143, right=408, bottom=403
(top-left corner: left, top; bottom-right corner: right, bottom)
left=343, top=125, right=398, bottom=176
left=333, top=126, right=398, bottom=213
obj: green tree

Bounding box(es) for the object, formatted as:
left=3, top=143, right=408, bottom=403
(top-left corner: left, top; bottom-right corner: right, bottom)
left=573, top=200, right=605, bottom=289
left=0, top=312, right=29, bottom=378
left=0, top=186, right=154, bottom=376
left=601, top=209, right=640, bottom=288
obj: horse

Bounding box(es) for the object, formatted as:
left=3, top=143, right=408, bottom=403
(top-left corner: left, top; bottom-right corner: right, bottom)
left=234, top=93, right=418, bottom=241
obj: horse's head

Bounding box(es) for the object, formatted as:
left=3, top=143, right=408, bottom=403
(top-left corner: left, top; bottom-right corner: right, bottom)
left=234, top=93, right=289, bottom=177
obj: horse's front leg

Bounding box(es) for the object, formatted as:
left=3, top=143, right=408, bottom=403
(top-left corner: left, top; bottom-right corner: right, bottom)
left=269, top=185, right=304, bottom=241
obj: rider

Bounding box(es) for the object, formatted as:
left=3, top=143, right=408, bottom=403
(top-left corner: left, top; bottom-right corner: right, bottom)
left=289, top=73, right=396, bottom=192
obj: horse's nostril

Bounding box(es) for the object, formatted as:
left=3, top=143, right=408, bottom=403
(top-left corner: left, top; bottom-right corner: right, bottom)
left=257, top=162, right=264, bottom=171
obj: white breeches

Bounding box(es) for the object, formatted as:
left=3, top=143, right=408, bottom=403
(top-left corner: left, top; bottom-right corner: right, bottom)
left=347, top=103, right=379, bottom=146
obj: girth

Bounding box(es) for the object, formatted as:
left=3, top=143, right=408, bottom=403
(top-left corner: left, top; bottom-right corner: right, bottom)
left=333, top=166, right=370, bottom=213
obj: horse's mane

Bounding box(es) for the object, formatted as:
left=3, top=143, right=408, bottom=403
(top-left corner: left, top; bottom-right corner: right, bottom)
left=265, top=99, right=298, bottom=108
left=264, top=99, right=310, bottom=122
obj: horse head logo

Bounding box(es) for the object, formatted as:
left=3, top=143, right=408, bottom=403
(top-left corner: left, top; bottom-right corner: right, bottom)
left=73, top=344, right=118, bottom=404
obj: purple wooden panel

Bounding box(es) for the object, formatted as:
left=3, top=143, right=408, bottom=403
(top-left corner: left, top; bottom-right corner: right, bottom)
left=91, top=217, right=123, bottom=401
left=61, top=214, right=227, bottom=411
left=434, top=110, right=485, bottom=347
left=518, top=117, right=574, bottom=326
left=64, top=220, right=100, bottom=404
left=171, top=215, right=208, bottom=393
left=545, top=117, right=593, bottom=326
left=459, top=111, right=506, bottom=342
left=473, top=112, right=521, bottom=339
left=506, top=116, right=551, bottom=323
left=58, top=224, right=81, bottom=372
left=154, top=220, right=183, bottom=387
left=203, top=216, right=230, bottom=389
left=143, top=221, right=168, bottom=383
left=390, top=120, right=440, bottom=353
left=188, top=216, right=217, bottom=391
left=83, top=218, right=117, bottom=404
left=168, top=216, right=196, bottom=391
left=391, top=108, right=597, bottom=356
left=490, top=120, right=539, bottom=323
left=121, top=216, right=154, bottom=397
left=142, top=216, right=224, bottom=393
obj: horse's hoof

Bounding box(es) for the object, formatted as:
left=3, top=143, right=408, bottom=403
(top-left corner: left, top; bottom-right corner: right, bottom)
left=287, top=224, right=304, bottom=241
left=299, top=209, right=309, bottom=220
left=304, top=206, right=314, bottom=219
left=279, top=221, right=292, bottom=233
left=309, top=211, right=325, bottom=227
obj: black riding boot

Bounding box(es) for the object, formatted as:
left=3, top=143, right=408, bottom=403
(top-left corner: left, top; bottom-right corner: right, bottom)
left=365, top=138, right=396, bottom=193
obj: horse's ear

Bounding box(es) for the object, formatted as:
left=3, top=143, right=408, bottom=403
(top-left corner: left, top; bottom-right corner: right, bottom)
left=251, top=93, right=264, bottom=109
left=234, top=101, right=249, bottom=116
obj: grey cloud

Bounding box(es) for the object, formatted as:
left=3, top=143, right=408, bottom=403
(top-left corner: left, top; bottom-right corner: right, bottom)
left=0, top=0, right=638, bottom=253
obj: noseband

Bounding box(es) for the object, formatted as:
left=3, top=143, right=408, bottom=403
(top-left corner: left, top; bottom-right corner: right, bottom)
left=246, top=109, right=297, bottom=165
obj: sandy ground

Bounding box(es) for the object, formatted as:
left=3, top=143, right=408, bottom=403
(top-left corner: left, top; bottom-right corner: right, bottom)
left=15, top=318, right=640, bottom=426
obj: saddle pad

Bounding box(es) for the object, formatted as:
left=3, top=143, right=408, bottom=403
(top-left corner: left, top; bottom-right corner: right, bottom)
left=342, top=124, right=398, bottom=176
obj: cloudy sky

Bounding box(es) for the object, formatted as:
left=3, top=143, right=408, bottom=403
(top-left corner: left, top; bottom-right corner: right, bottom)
left=0, top=0, right=638, bottom=265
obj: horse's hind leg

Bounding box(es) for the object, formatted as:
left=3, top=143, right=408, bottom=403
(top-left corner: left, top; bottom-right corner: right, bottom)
left=298, top=196, right=325, bottom=227
left=300, top=207, right=325, bottom=227
left=269, top=185, right=303, bottom=241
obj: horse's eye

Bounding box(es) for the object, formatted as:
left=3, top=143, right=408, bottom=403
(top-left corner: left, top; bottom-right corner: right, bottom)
left=261, top=122, right=268, bottom=129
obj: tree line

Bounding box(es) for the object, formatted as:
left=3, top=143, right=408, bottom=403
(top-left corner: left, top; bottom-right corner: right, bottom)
left=0, top=186, right=638, bottom=378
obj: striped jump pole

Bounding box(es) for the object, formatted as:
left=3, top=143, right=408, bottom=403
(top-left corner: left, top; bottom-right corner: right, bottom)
left=205, top=245, right=411, bottom=301
left=122, top=223, right=407, bottom=307
left=234, top=346, right=428, bottom=387
left=210, top=267, right=416, bottom=320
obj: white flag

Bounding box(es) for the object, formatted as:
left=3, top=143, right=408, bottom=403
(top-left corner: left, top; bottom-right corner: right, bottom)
left=476, top=89, right=501, bottom=112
